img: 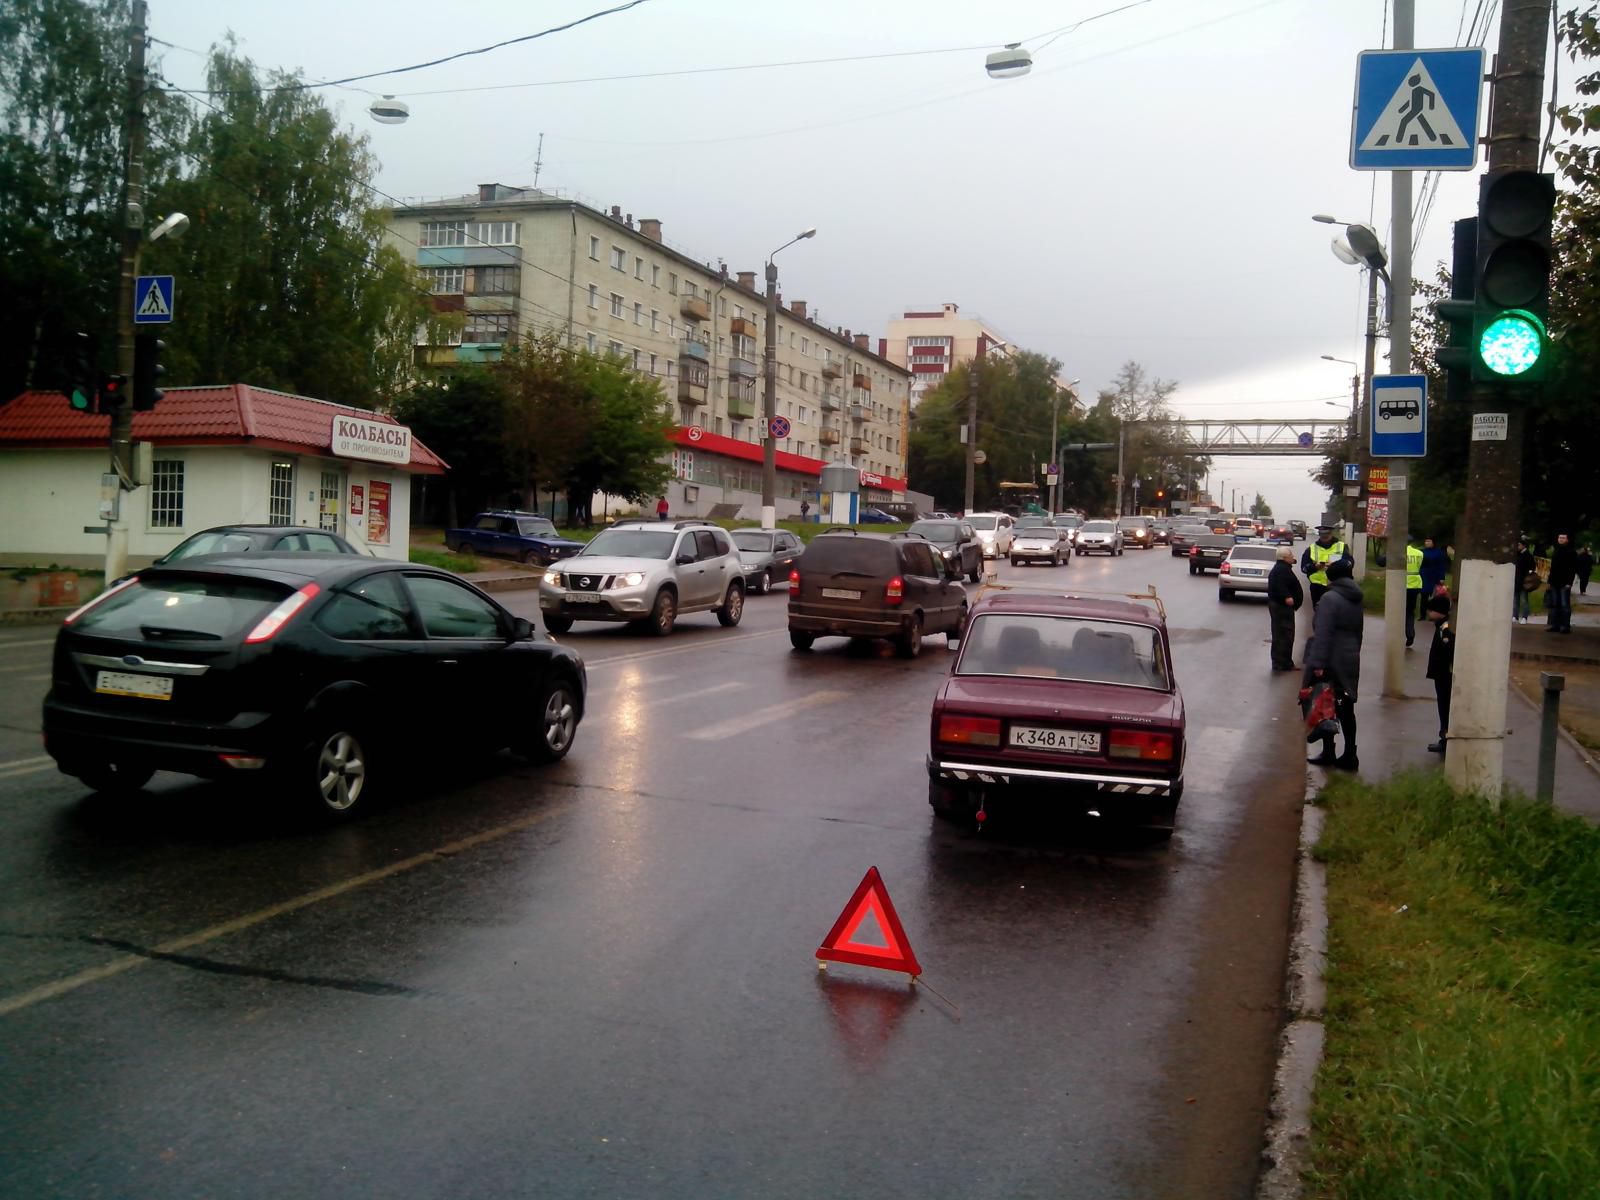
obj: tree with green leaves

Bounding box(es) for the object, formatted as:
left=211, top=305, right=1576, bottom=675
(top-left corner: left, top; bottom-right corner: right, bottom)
left=1249, top=493, right=1271, bottom=518
left=392, top=369, right=514, bottom=528
left=1096, top=361, right=1209, bottom=513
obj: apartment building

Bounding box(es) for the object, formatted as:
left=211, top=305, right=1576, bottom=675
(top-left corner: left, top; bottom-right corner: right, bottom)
left=384, top=185, right=912, bottom=516
left=881, top=303, right=1013, bottom=409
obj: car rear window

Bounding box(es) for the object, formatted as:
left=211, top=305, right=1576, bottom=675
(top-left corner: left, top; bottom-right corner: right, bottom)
left=967, top=516, right=998, bottom=530
left=580, top=529, right=675, bottom=559
left=1230, top=546, right=1279, bottom=561
left=75, top=575, right=291, bottom=640
left=957, top=614, right=1169, bottom=689
left=801, top=537, right=895, bottom=575
left=731, top=530, right=775, bottom=551
left=1116, top=518, right=1148, bottom=529
left=1081, top=521, right=1114, bottom=532
left=908, top=522, right=959, bottom=542
left=165, top=531, right=259, bottom=560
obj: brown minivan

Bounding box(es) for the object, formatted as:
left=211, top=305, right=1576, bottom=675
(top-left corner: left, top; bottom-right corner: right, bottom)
left=787, top=532, right=968, bottom=658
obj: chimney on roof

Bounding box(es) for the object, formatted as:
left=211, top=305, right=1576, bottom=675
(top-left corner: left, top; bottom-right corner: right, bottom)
left=610, top=205, right=623, bottom=221
left=719, top=262, right=728, bottom=279
left=737, top=270, right=756, bottom=289
left=943, top=302, right=959, bottom=315
left=625, top=212, right=633, bottom=228
left=638, top=217, right=662, bottom=242
left=854, top=333, right=870, bottom=351
left=790, top=300, right=807, bottom=319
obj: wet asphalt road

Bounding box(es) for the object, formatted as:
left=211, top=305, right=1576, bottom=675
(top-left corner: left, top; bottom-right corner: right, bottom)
left=0, top=546, right=1309, bottom=1199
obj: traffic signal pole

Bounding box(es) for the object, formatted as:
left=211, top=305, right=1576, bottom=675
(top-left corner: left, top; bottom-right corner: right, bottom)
left=1381, top=0, right=1414, bottom=700
left=1447, top=0, right=1553, bottom=801
left=106, top=0, right=149, bottom=585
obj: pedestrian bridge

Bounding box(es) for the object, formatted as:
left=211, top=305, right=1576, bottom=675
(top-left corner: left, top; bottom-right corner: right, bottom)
left=1166, top=418, right=1348, bottom=456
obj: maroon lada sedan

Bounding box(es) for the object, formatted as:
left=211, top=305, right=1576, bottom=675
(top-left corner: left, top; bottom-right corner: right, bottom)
left=927, top=589, right=1185, bottom=837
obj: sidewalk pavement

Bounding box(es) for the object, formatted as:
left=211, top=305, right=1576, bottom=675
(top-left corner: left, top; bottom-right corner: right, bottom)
left=1310, top=608, right=1600, bottom=824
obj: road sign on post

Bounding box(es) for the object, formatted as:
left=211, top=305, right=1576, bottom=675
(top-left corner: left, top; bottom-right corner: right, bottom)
left=1343, top=463, right=1361, bottom=482
left=1350, top=47, right=1485, bottom=171
left=133, top=275, right=174, bottom=324
left=1370, top=375, right=1427, bottom=458
left=768, top=415, right=791, bottom=439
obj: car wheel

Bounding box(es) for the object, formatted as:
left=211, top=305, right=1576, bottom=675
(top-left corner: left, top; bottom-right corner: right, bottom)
left=947, top=602, right=968, bottom=646
left=756, top=569, right=772, bottom=595
left=444, top=538, right=461, bottom=554
left=896, top=612, right=924, bottom=659
left=521, top=676, right=580, bottom=764
left=521, top=549, right=546, bottom=566
left=647, top=588, right=677, bottom=637
left=928, top=778, right=976, bottom=827
left=542, top=615, right=573, bottom=635
left=967, top=563, right=981, bottom=583
left=1189, top=563, right=1198, bottom=575
left=1218, top=588, right=1231, bottom=602
left=1010, top=557, right=1020, bottom=568
left=71, top=761, right=155, bottom=795
left=302, top=721, right=371, bottom=820
left=789, top=629, right=815, bottom=651
left=717, top=581, right=745, bottom=627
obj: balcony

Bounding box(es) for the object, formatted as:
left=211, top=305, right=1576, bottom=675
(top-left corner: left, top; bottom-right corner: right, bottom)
left=727, top=356, right=757, bottom=378
left=850, top=437, right=868, bottom=454
left=727, top=392, right=758, bottom=420
left=848, top=403, right=869, bottom=423
left=678, top=378, right=708, bottom=405
left=852, top=373, right=871, bottom=391
left=680, top=295, right=710, bottom=322
left=680, top=335, right=709, bottom=362
left=729, top=316, right=757, bottom=338
left=822, top=361, right=843, bottom=379
left=819, top=428, right=842, bottom=446
left=820, top=392, right=841, bottom=412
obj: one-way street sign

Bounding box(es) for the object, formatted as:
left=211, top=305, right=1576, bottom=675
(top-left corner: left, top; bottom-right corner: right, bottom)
left=1350, top=47, right=1484, bottom=171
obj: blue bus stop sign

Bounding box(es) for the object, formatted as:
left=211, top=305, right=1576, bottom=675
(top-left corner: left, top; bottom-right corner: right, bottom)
left=1369, top=375, right=1427, bottom=458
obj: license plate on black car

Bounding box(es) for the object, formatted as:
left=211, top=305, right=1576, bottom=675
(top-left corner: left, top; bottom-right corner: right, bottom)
left=95, top=670, right=173, bottom=700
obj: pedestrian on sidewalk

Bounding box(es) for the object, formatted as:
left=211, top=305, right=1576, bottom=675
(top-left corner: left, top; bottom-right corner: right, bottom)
left=1304, top=558, right=1363, bottom=770
left=1404, top=533, right=1424, bottom=648
left=1579, top=544, right=1594, bottom=595
left=1514, top=538, right=1537, bottom=623
left=1267, top=546, right=1303, bottom=671
left=656, top=496, right=670, bottom=522
left=1420, top=535, right=1451, bottom=601
left=1302, top=523, right=1352, bottom=609
left=1424, top=593, right=1455, bottom=754
left=800, top=499, right=810, bottom=522
left=1548, top=533, right=1577, bottom=634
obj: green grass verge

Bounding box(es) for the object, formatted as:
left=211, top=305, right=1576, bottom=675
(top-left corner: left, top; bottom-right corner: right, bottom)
left=1358, top=568, right=1385, bottom=614
left=409, top=546, right=480, bottom=572
left=1307, top=770, right=1600, bottom=1199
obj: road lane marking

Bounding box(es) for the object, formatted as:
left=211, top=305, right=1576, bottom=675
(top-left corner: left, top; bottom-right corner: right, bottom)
left=596, top=681, right=746, bottom=711
left=0, top=662, right=51, bottom=673
left=686, top=689, right=847, bottom=740
left=580, top=628, right=784, bottom=670
left=0, top=638, right=59, bottom=649
left=0, top=798, right=576, bottom=1020
left=0, top=755, right=55, bottom=779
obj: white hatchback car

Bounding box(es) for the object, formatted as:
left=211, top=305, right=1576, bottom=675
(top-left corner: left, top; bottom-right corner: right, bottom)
left=1074, top=520, right=1125, bottom=556
left=966, top=512, right=1015, bottom=559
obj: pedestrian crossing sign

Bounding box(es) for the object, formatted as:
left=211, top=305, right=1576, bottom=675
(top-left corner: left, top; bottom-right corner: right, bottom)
left=1350, top=47, right=1484, bottom=170
left=134, top=275, right=174, bottom=324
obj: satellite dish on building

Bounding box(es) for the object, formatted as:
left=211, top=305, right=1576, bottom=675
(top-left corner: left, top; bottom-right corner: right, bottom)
left=985, top=44, right=1032, bottom=79
left=369, top=96, right=410, bottom=125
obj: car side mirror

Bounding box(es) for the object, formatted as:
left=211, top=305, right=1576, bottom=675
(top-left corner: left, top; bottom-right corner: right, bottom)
left=676, top=552, right=696, bottom=565
left=511, top=616, right=534, bottom=641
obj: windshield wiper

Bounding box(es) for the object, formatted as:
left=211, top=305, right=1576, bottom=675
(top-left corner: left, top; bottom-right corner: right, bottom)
left=139, top=625, right=223, bottom=641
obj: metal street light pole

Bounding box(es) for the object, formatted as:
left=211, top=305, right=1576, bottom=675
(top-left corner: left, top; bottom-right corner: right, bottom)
left=762, top=227, right=815, bottom=530
left=1048, top=377, right=1079, bottom=514
left=962, top=337, right=1006, bottom=515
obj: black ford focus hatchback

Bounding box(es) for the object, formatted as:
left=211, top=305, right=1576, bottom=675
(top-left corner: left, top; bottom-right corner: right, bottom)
left=43, top=555, right=585, bottom=819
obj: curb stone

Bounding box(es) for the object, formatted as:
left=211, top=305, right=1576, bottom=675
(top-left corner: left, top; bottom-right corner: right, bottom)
left=1256, top=769, right=1330, bottom=1199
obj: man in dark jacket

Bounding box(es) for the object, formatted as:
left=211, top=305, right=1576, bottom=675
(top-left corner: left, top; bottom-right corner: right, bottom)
left=1514, top=539, right=1537, bottom=624
left=1419, top=536, right=1451, bottom=601
left=1548, top=533, right=1578, bottom=633
left=1304, top=558, right=1363, bottom=769
left=1424, top=593, right=1455, bottom=754
left=1267, top=546, right=1304, bottom=671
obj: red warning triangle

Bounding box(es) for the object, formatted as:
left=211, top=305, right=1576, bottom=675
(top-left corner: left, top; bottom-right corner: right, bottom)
left=816, top=866, right=922, bottom=977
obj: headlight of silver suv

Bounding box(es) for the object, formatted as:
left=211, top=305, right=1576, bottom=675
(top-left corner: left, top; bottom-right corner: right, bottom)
left=607, top=571, right=647, bottom=589
left=543, top=568, right=562, bottom=585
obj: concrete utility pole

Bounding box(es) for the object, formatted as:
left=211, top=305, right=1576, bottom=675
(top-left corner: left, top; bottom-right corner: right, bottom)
left=1114, top=421, right=1126, bottom=516
left=1448, top=0, right=1554, bottom=799
left=105, top=0, right=149, bottom=585
left=963, top=360, right=979, bottom=515
left=761, top=228, right=813, bottom=530
left=1380, top=0, right=1415, bottom=700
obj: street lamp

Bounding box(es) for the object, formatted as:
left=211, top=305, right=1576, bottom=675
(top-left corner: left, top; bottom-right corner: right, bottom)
left=963, top=337, right=1007, bottom=515
left=762, top=227, right=815, bottom=530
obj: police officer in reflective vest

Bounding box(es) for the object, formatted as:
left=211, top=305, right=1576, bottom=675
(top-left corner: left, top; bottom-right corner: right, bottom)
left=1302, top=523, right=1354, bottom=609
left=1404, top=535, right=1424, bottom=648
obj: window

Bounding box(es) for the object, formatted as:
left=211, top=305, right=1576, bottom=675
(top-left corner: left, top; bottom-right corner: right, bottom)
left=717, top=297, right=726, bottom=316
left=588, top=284, right=599, bottom=309
left=425, top=267, right=464, bottom=295
left=407, top=575, right=504, bottom=639
left=150, top=459, right=184, bottom=528
left=651, top=264, right=660, bottom=287
left=269, top=461, right=294, bottom=525
left=634, top=302, right=643, bottom=325
left=473, top=265, right=519, bottom=295
left=650, top=309, right=659, bottom=331
left=799, top=372, right=808, bottom=389
left=610, top=293, right=625, bottom=318
left=468, top=221, right=518, bottom=246
left=463, top=313, right=515, bottom=343
left=316, top=573, right=415, bottom=641
left=734, top=304, right=744, bottom=319
left=668, top=272, right=678, bottom=294
left=611, top=246, right=626, bottom=270
left=318, top=471, right=342, bottom=533
left=609, top=340, right=624, bottom=356
left=632, top=348, right=641, bottom=370
left=801, top=337, right=809, bottom=355
left=587, top=332, right=598, bottom=353
left=649, top=353, right=658, bottom=374
left=634, top=256, right=645, bottom=279
left=589, top=235, right=600, bottom=260
left=420, top=221, right=466, bottom=247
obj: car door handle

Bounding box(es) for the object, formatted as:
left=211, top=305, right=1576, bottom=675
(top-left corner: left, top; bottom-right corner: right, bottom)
left=439, top=660, right=458, bottom=666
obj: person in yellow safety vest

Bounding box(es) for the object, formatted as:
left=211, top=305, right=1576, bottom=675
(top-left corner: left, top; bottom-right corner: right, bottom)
left=1301, top=523, right=1354, bottom=608
left=1404, top=535, right=1424, bottom=648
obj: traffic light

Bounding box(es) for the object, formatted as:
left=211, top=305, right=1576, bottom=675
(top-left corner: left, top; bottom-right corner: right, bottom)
left=98, top=373, right=128, bottom=412
left=1433, top=216, right=1477, bottom=406
left=1472, top=170, right=1555, bottom=381
left=133, top=335, right=166, bottom=411
left=65, top=332, right=98, bottom=412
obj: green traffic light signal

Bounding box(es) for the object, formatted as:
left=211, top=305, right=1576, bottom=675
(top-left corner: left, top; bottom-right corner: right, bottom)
left=1479, top=310, right=1545, bottom=377
left=69, top=385, right=94, bottom=411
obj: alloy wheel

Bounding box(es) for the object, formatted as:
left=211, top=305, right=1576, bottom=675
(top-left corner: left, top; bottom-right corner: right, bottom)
left=316, top=731, right=367, bottom=812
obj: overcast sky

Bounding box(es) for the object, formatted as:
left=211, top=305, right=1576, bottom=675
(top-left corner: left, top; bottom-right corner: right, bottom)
left=149, top=0, right=1555, bottom=523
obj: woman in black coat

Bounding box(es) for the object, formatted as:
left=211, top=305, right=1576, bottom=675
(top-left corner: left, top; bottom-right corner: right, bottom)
left=1304, top=558, right=1363, bottom=769
left=1266, top=547, right=1304, bottom=671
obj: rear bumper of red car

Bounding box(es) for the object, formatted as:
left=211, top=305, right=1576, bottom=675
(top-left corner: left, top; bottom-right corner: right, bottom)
left=928, top=756, right=1180, bottom=798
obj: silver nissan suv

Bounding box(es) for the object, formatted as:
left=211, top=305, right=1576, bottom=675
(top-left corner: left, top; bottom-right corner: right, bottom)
left=539, top=521, right=745, bottom=636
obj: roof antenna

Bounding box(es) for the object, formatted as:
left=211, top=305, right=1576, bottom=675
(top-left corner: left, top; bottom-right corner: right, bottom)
left=532, top=132, right=544, bottom=188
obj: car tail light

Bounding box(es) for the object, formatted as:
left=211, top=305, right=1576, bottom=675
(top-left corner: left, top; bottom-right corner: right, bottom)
left=938, top=714, right=1002, bottom=747
left=885, top=575, right=904, bottom=606
left=244, top=582, right=321, bottom=644
left=62, top=574, right=140, bottom=625
left=789, top=568, right=800, bottom=590
left=1220, top=561, right=1231, bottom=574
left=1109, top=729, right=1175, bottom=761
left=1189, top=546, right=1199, bottom=557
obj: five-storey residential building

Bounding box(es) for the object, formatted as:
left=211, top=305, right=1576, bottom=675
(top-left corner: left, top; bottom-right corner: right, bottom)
left=385, top=185, right=912, bottom=517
